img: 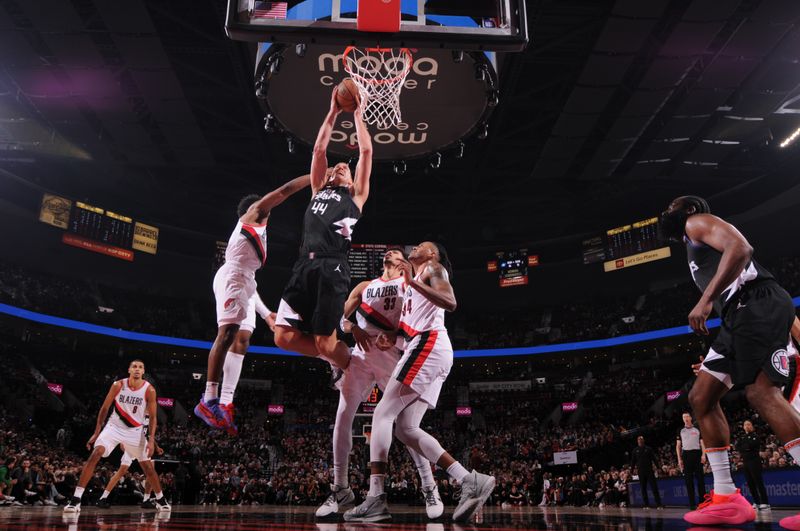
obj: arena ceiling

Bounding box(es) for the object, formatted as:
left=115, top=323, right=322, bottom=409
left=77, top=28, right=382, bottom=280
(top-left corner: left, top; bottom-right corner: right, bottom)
left=3, top=0, right=800, bottom=253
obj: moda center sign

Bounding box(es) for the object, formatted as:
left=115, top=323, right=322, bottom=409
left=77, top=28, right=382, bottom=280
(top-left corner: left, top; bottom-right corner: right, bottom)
left=257, top=44, right=496, bottom=160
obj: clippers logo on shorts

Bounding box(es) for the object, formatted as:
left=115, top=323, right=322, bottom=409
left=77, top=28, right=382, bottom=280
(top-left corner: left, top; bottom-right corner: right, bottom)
left=111, top=379, right=150, bottom=429
left=772, top=349, right=790, bottom=377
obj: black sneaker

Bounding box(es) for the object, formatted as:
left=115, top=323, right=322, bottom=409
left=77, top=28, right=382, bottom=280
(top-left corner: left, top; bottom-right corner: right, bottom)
left=63, top=496, right=81, bottom=513
left=141, top=499, right=156, bottom=509
left=97, top=498, right=111, bottom=508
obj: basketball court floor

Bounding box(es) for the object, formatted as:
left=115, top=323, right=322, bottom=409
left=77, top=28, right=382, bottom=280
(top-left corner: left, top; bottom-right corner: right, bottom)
left=0, top=505, right=794, bottom=530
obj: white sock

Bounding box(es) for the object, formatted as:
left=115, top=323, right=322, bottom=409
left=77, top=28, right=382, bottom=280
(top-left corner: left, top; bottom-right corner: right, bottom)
left=143, top=492, right=150, bottom=501
left=332, top=463, right=348, bottom=489
left=446, top=462, right=470, bottom=484
left=204, top=381, right=219, bottom=402
left=220, top=352, right=245, bottom=406
left=417, top=463, right=436, bottom=490
left=706, top=447, right=736, bottom=494
left=155, top=491, right=164, bottom=500
left=73, top=487, right=84, bottom=499
left=368, top=474, right=385, bottom=497
left=784, top=438, right=800, bottom=465
left=100, top=490, right=110, bottom=500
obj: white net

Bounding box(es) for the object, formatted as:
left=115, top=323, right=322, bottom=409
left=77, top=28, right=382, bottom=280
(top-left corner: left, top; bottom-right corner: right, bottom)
left=343, top=47, right=413, bottom=129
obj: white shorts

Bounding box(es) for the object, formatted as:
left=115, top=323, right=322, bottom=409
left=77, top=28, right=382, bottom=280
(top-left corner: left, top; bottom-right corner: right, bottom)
left=393, top=330, right=452, bottom=409
left=94, top=423, right=145, bottom=460
left=342, top=344, right=403, bottom=401
left=214, top=263, right=257, bottom=330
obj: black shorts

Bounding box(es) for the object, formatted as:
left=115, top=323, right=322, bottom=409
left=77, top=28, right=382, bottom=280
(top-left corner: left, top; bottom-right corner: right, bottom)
left=703, top=280, right=795, bottom=387
left=276, top=255, right=350, bottom=336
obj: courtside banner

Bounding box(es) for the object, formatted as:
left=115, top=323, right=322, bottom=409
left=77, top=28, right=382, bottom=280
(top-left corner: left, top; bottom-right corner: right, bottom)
left=157, top=397, right=174, bottom=408
left=629, top=469, right=800, bottom=507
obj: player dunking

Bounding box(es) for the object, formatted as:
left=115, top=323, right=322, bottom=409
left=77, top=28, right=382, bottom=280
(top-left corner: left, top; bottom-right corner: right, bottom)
left=195, top=174, right=310, bottom=433
left=316, top=248, right=443, bottom=520
left=660, top=196, right=800, bottom=529
left=274, top=90, right=372, bottom=370
left=64, top=360, right=169, bottom=512
left=344, top=242, right=495, bottom=523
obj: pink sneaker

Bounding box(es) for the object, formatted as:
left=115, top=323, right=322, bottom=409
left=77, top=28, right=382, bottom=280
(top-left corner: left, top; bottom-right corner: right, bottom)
left=684, top=490, right=755, bottom=525
left=780, top=514, right=800, bottom=530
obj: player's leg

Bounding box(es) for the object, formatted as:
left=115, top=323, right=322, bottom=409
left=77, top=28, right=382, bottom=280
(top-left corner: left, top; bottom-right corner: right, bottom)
left=316, top=367, right=364, bottom=517
left=97, top=462, right=129, bottom=507
left=64, top=445, right=106, bottom=512
left=392, top=399, right=441, bottom=518
left=685, top=354, right=753, bottom=525
left=218, top=326, right=252, bottom=435
left=140, top=460, right=170, bottom=511
left=274, top=325, right=320, bottom=356
left=314, top=332, right=351, bottom=370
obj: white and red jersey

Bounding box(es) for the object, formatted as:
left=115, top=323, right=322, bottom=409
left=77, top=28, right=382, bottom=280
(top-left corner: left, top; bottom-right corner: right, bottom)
left=109, top=378, right=150, bottom=430
left=398, top=266, right=448, bottom=340
left=355, top=276, right=404, bottom=335
left=224, top=220, right=267, bottom=272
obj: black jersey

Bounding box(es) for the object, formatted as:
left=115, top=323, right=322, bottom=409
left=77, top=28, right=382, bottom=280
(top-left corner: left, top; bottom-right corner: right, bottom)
left=684, top=237, right=774, bottom=315
left=300, top=186, right=361, bottom=255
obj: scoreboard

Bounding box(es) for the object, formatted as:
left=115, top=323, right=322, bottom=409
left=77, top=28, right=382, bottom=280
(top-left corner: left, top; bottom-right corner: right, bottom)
left=69, top=202, right=134, bottom=249
left=39, top=194, right=159, bottom=261
left=582, top=217, right=671, bottom=272
left=349, top=244, right=412, bottom=281
left=487, top=248, right=539, bottom=288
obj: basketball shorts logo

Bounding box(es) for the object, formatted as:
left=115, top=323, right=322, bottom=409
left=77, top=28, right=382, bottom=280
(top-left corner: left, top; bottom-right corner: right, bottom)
left=771, top=349, right=790, bottom=377
left=224, top=298, right=237, bottom=310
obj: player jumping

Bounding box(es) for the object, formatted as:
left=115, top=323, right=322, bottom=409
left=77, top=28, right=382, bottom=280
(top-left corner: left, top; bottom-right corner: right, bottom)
left=195, top=174, right=310, bottom=433
left=274, top=90, right=372, bottom=371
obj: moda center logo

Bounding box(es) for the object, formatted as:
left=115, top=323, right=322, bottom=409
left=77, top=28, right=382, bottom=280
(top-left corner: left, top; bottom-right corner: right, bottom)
left=260, top=44, right=495, bottom=160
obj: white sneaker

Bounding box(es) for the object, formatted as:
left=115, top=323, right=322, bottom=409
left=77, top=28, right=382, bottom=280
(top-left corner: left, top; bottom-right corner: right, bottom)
left=316, top=485, right=355, bottom=517
left=63, top=497, right=81, bottom=513
left=155, top=497, right=172, bottom=512
left=43, top=499, right=58, bottom=506
left=423, top=486, right=444, bottom=519
left=758, top=504, right=771, bottom=511
left=343, top=493, right=391, bottom=522
left=453, top=471, right=495, bottom=523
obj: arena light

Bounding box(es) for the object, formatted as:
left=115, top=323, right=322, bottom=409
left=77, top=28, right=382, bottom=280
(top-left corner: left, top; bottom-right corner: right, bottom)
left=780, top=126, right=800, bottom=148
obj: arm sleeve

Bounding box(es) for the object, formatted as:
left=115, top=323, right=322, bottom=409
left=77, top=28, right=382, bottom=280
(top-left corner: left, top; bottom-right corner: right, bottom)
left=255, top=294, right=270, bottom=319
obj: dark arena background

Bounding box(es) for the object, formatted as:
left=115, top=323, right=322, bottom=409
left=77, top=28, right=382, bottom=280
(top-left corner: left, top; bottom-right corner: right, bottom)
left=4, top=0, right=800, bottom=530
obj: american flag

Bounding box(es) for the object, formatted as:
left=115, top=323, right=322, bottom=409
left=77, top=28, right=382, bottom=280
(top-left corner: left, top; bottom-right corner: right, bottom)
left=252, top=1, right=287, bottom=20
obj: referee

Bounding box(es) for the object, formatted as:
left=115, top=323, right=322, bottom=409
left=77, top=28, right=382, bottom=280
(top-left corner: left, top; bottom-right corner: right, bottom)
left=736, top=420, right=769, bottom=510
left=676, top=412, right=706, bottom=509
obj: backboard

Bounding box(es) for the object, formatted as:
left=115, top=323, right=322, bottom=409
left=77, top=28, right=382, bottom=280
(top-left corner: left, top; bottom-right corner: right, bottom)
left=226, top=0, right=528, bottom=51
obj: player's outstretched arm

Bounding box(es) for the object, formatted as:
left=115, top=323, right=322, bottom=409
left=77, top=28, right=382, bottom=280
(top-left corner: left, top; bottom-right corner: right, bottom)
left=401, top=262, right=457, bottom=312
left=684, top=214, right=753, bottom=334
left=311, top=88, right=342, bottom=194
left=351, top=107, right=373, bottom=211
left=88, top=381, right=122, bottom=449
left=341, top=281, right=372, bottom=351
left=145, top=386, right=157, bottom=458
left=248, top=174, right=311, bottom=222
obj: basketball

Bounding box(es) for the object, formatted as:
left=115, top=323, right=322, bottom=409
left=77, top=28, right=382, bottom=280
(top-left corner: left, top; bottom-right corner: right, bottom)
left=336, top=78, right=360, bottom=113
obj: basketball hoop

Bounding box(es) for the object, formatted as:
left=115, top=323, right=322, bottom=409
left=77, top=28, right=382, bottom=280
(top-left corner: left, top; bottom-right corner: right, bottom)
left=343, top=46, right=413, bottom=129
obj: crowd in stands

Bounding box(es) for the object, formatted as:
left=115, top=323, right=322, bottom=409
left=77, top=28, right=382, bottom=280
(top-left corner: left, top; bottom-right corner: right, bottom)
left=1, top=255, right=800, bottom=510
left=3, top=256, right=799, bottom=351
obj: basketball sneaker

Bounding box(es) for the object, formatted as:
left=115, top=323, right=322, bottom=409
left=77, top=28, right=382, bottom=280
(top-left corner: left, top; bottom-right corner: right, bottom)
left=63, top=496, right=81, bottom=513
left=423, top=485, right=444, bottom=519
left=141, top=498, right=156, bottom=509
left=96, top=498, right=111, bottom=508
left=316, top=484, right=355, bottom=517
left=683, top=489, right=755, bottom=525
left=219, top=403, right=238, bottom=436
left=453, top=471, right=496, bottom=523
left=194, top=396, right=225, bottom=428
left=155, top=497, right=171, bottom=512
left=343, top=493, right=391, bottom=522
